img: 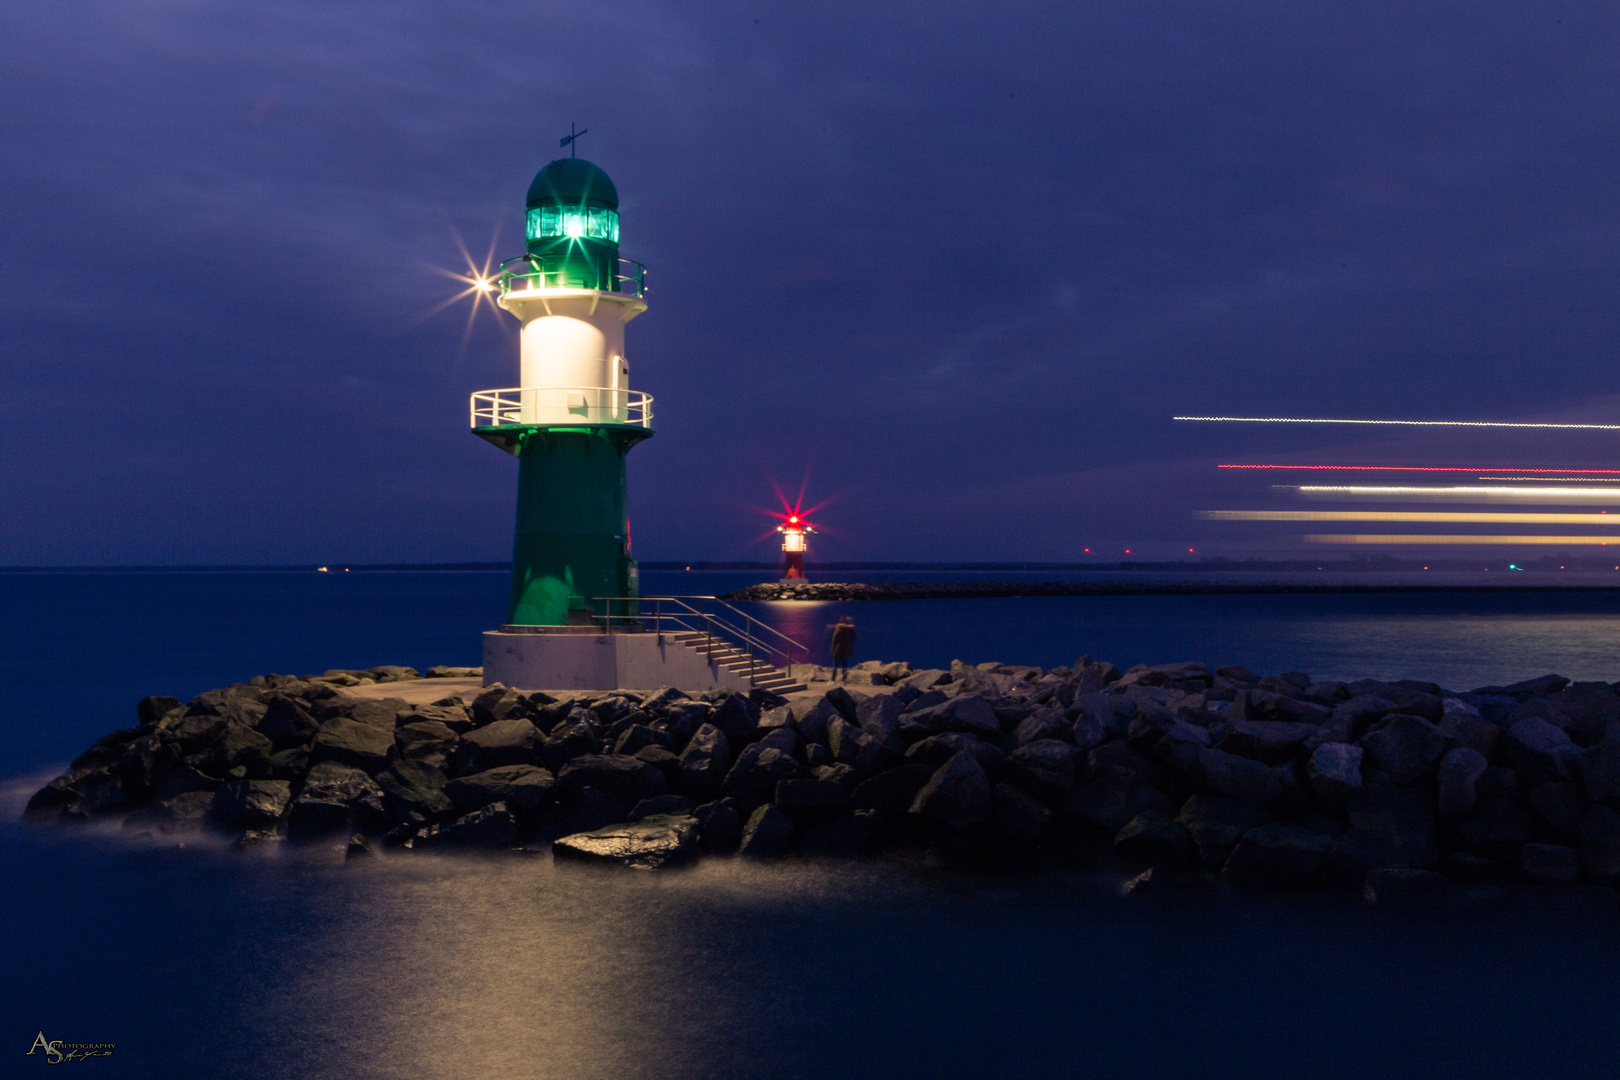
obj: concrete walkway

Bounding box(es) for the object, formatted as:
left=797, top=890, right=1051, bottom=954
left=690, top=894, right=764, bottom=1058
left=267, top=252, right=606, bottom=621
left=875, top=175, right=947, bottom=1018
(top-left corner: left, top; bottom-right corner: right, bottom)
left=338, top=675, right=895, bottom=707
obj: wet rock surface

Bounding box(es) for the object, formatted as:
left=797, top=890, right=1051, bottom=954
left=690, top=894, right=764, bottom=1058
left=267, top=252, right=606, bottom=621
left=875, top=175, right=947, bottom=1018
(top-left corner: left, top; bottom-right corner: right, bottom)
left=17, top=660, right=1620, bottom=903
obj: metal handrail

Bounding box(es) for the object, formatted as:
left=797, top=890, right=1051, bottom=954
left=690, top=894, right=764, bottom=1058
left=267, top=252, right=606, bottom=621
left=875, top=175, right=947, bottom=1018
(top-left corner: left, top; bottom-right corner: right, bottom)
left=470, top=387, right=653, bottom=429
left=496, top=256, right=647, bottom=298
left=589, top=595, right=807, bottom=687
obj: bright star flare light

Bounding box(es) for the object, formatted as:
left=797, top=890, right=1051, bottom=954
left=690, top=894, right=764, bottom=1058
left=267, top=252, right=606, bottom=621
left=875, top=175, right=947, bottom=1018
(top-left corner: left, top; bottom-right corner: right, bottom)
left=1176, top=415, right=1620, bottom=430
left=1202, top=510, right=1620, bottom=523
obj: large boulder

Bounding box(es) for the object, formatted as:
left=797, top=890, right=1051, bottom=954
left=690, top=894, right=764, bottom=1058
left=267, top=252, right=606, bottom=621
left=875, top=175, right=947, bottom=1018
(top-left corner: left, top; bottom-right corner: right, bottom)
left=555, top=754, right=668, bottom=816
left=693, top=799, right=744, bottom=853
left=850, top=763, right=936, bottom=815
left=256, top=696, right=319, bottom=748
left=287, top=761, right=390, bottom=841
left=1231, top=689, right=1331, bottom=726
left=612, top=724, right=673, bottom=757
left=540, top=721, right=602, bottom=772
left=1360, top=715, right=1449, bottom=785
left=1013, top=707, right=1072, bottom=746
left=416, top=802, right=519, bottom=849
left=739, top=804, right=796, bottom=856
left=721, top=744, right=808, bottom=809
left=1578, top=804, right=1620, bottom=884
left=1115, top=811, right=1192, bottom=868
left=898, top=694, right=1001, bottom=740
left=553, top=814, right=700, bottom=869
left=904, top=733, right=1003, bottom=776
left=1223, top=824, right=1334, bottom=888
left=1346, top=787, right=1439, bottom=869
left=341, top=698, right=409, bottom=729
left=1526, top=781, right=1583, bottom=838
left=774, top=778, right=850, bottom=824
left=791, top=696, right=844, bottom=745
left=828, top=718, right=887, bottom=773
left=209, top=779, right=292, bottom=828
left=311, top=717, right=394, bottom=774
left=152, top=790, right=217, bottom=834
left=1176, top=795, right=1265, bottom=867
left=1501, top=718, right=1578, bottom=787
left=456, top=717, right=543, bottom=774
left=470, top=685, right=528, bottom=726
left=677, top=723, right=732, bottom=797
left=1308, top=743, right=1364, bottom=805
left=1580, top=731, right=1620, bottom=802
left=1522, top=843, right=1583, bottom=884
left=376, top=759, right=454, bottom=822
left=1196, top=746, right=1277, bottom=804
left=1220, top=720, right=1317, bottom=764
left=1436, top=747, right=1488, bottom=818
left=1061, top=767, right=1171, bottom=835
left=206, top=723, right=275, bottom=777
left=909, top=751, right=993, bottom=830
left=443, top=764, right=554, bottom=819
left=987, top=782, right=1052, bottom=848
left=1005, top=739, right=1083, bottom=799
left=1454, top=802, right=1538, bottom=865
left=855, top=694, right=907, bottom=753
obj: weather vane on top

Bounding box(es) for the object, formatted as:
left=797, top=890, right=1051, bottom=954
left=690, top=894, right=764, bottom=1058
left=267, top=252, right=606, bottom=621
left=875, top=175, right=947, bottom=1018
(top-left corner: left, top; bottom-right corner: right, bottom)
left=559, top=122, right=588, bottom=157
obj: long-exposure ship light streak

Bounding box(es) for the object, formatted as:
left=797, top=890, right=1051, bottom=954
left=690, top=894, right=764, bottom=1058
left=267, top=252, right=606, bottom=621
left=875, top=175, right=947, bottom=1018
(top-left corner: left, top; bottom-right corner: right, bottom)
left=1290, top=485, right=1620, bottom=504
left=1220, top=465, right=1620, bottom=474
left=1204, top=510, right=1620, bottom=524
left=1305, top=535, right=1620, bottom=545
left=1176, top=416, right=1620, bottom=430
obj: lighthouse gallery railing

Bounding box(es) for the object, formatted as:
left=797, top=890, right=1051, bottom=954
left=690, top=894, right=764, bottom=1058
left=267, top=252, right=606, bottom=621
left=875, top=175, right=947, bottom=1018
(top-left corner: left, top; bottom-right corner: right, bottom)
left=470, top=387, right=653, bottom=429
left=496, top=256, right=648, bottom=299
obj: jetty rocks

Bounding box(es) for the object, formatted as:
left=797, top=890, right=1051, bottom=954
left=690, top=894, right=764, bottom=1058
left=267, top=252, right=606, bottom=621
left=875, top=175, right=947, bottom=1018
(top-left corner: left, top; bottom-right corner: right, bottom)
left=24, top=659, right=1620, bottom=901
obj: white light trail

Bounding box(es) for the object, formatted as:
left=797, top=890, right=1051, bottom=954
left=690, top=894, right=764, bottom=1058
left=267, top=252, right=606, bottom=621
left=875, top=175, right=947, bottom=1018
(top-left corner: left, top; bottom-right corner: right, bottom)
left=1305, top=534, right=1620, bottom=545
left=1175, top=415, right=1620, bottom=430
left=1288, top=485, right=1620, bottom=504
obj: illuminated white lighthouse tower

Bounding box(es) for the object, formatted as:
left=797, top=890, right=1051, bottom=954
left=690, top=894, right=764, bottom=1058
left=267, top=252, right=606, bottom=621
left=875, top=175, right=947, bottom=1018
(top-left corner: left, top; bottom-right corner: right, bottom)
left=469, top=154, right=651, bottom=627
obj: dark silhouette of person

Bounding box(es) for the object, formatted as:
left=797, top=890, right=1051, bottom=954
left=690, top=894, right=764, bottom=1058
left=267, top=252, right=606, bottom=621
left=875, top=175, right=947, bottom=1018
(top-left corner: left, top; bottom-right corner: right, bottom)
left=830, top=615, right=856, bottom=682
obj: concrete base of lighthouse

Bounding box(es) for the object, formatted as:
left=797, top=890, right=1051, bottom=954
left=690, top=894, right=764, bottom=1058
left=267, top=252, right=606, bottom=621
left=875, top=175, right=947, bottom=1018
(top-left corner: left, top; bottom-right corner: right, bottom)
left=482, top=629, right=800, bottom=693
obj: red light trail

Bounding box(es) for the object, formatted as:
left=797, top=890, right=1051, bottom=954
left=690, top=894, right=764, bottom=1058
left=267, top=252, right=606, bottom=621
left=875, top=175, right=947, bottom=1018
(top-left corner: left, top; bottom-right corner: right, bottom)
left=1218, top=464, right=1620, bottom=475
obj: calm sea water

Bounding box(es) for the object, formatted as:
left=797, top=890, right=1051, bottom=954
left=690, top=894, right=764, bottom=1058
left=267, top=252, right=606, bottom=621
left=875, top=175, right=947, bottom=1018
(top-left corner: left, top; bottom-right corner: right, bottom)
left=3, top=570, right=1619, bottom=1079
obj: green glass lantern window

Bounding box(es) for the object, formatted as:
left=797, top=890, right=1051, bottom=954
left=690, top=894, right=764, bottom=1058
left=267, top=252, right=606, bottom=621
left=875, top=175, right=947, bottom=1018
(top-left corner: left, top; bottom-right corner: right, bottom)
left=526, top=206, right=620, bottom=243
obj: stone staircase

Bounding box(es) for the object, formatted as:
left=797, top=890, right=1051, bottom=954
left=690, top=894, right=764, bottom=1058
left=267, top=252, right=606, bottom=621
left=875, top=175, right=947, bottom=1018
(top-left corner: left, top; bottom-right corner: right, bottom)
left=664, top=631, right=806, bottom=695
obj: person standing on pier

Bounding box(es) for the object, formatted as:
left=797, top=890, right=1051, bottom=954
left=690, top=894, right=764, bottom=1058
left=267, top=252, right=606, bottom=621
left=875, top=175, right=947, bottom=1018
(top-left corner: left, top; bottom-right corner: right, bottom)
left=830, top=615, right=856, bottom=682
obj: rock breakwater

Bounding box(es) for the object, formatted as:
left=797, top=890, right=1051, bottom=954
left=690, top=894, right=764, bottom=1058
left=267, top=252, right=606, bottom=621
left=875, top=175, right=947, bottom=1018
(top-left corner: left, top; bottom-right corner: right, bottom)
left=24, top=659, right=1620, bottom=902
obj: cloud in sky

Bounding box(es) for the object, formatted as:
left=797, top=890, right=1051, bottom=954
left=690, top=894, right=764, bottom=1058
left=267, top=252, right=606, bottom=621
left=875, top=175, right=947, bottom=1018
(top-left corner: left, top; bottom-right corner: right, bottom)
left=4, top=0, right=1620, bottom=564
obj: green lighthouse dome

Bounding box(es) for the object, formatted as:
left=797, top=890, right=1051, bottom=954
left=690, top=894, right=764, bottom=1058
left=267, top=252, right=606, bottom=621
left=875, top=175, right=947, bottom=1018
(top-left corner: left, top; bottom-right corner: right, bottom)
left=526, top=158, right=619, bottom=210
left=523, top=158, right=621, bottom=289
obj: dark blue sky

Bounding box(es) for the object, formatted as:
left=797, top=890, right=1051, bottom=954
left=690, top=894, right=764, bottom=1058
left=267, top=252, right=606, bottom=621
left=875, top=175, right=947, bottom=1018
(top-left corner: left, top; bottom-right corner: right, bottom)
left=6, top=1, right=1620, bottom=564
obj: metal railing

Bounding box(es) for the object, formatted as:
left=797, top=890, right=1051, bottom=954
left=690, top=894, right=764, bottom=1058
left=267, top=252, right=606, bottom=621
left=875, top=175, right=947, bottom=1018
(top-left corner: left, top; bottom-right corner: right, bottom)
left=591, top=595, right=807, bottom=687
left=496, top=256, right=647, bottom=298
left=470, top=387, right=653, bottom=429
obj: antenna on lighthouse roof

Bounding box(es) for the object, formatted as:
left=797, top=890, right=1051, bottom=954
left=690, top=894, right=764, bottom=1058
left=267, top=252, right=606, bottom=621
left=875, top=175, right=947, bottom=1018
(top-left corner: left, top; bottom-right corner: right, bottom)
left=559, top=122, right=588, bottom=157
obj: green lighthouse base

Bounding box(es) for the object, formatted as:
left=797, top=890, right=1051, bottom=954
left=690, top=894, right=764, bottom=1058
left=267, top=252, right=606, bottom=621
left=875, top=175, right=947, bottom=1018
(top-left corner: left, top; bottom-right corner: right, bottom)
left=481, top=424, right=651, bottom=627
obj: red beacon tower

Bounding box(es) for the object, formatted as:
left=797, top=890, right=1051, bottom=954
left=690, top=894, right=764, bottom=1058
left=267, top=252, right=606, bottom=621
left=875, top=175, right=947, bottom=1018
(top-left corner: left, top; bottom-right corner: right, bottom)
left=777, top=515, right=815, bottom=582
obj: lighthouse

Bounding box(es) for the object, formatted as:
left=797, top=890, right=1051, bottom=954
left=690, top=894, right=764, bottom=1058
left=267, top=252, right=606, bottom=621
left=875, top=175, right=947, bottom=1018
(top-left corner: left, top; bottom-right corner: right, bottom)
left=470, top=155, right=651, bottom=627
left=777, top=515, right=814, bottom=582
